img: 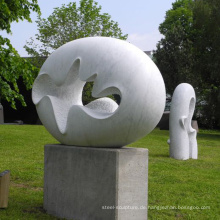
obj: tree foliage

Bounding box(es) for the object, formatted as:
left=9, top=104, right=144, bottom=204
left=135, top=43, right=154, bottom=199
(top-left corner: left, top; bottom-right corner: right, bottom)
left=0, top=0, right=40, bottom=108
left=25, top=0, right=127, bottom=104
left=193, top=0, right=220, bottom=127
left=25, top=0, right=127, bottom=57
left=154, top=0, right=194, bottom=94
left=0, top=0, right=40, bottom=33
left=154, top=0, right=220, bottom=128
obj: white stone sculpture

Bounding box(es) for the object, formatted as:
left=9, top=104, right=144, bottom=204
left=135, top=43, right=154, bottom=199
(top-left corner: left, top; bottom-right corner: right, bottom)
left=168, top=83, right=198, bottom=160
left=32, top=37, right=166, bottom=147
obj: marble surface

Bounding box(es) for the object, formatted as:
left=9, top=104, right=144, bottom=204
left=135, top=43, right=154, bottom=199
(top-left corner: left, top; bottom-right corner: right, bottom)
left=32, top=37, right=166, bottom=147
left=168, top=83, right=198, bottom=160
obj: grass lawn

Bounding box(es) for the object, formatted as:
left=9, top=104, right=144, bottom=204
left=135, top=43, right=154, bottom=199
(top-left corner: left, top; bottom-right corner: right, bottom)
left=0, top=125, right=219, bottom=220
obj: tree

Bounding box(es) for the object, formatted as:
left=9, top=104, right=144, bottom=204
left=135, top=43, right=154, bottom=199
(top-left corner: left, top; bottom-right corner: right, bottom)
left=192, top=0, right=220, bottom=127
left=0, top=0, right=40, bottom=108
left=153, top=0, right=220, bottom=128
left=25, top=0, right=127, bottom=57
left=153, top=0, right=194, bottom=94
left=25, top=0, right=127, bottom=104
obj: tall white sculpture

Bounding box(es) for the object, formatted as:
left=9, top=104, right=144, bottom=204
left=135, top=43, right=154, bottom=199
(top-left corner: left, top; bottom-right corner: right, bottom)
left=168, top=83, right=198, bottom=160
left=32, top=37, right=166, bottom=147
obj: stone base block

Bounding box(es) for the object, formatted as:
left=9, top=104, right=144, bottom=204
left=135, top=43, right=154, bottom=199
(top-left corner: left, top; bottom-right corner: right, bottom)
left=44, top=145, right=148, bottom=220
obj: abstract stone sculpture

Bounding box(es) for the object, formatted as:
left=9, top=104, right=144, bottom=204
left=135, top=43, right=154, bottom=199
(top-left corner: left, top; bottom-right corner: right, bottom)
left=168, top=83, right=198, bottom=160
left=32, top=37, right=166, bottom=147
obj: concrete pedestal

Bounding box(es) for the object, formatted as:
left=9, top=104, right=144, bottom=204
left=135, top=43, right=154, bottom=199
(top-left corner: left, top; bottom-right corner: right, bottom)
left=44, top=144, right=148, bottom=220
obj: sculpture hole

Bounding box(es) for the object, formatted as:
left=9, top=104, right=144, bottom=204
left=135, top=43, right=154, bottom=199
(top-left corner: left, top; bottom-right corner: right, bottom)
left=188, top=97, right=195, bottom=120
left=82, top=82, right=120, bottom=105
left=82, top=82, right=96, bottom=105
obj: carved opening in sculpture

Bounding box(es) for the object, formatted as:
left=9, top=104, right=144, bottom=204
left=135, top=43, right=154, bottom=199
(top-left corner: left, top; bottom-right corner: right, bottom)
left=32, top=58, right=121, bottom=134
left=188, top=97, right=196, bottom=158
left=82, top=81, right=120, bottom=117
left=188, top=97, right=195, bottom=131
left=82, top=82, right=120, bottom=105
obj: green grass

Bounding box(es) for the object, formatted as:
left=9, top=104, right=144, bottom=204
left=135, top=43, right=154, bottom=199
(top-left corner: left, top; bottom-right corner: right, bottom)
left=0, top=125, right=219, bottom=219
left=0, top=125, right=59, bottom=220
left=129, top=129, right=220, bottom=220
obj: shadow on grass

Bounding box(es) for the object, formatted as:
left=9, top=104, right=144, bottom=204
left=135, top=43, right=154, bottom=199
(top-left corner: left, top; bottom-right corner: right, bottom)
left=198, top=133, right=220, bottom=140
left=150, top=154, right=169, bottom=158
left=23, top=206, right=46, bottom=214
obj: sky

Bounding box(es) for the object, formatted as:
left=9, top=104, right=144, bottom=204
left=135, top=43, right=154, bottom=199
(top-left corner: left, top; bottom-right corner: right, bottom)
left=1, top=0, right=175, bottom=57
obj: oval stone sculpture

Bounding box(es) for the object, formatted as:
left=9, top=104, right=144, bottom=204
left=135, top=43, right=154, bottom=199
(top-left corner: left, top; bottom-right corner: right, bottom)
left=169, top=83, right=198, bottom=160
left=32, top=37, right=166, bottom=147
